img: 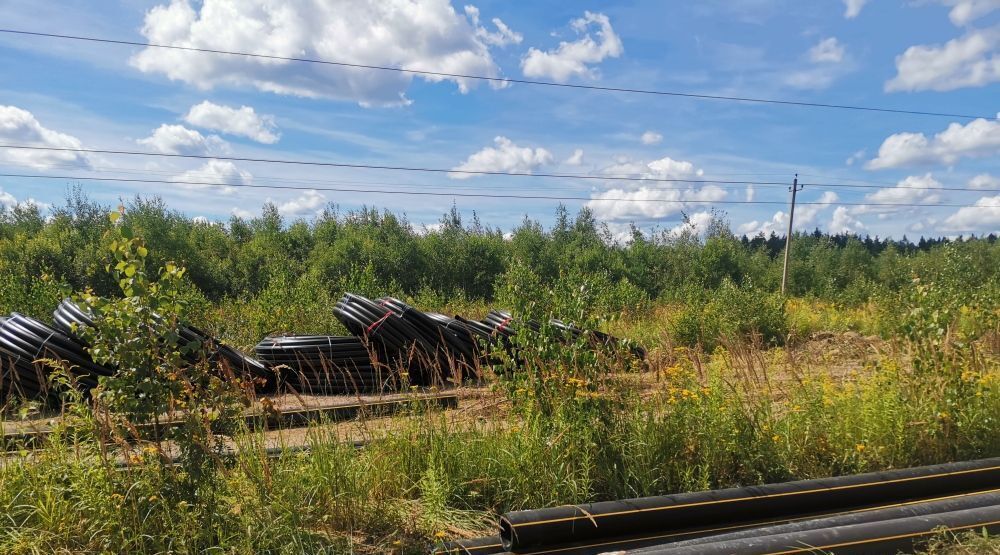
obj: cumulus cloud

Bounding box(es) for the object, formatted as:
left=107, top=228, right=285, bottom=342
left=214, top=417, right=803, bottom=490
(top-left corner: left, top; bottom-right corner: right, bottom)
left=131, top=0, right=510, bottom=106
left=830, top=206, right=866, bottom=234
left=0, top=105, right=90, bottom=170
left=564, top=148, right=584, bottom=166
left=184, top=101, right=280, bottom=143
left=175, top=159, right=253, bottom=194
left=666, top=211, right=716, bottom=238
left=867, top=117, right=1000, bottom=169
left=276, top=189, right=326, bottom=217
left=450, top=136, right=552, bottom=178
left=601, top=155, right=704, bottom=180
left=745, top=185, right=755, bottom=202
left=0, top=187, right=51, bottom=212
left=586, top=185, right=726, bottom=221
left=969, top=173, right=1000, bottom=188
left=231, top=207, right=255, bottom=219
left=463, top=5, right=522, bottom=47
left=521, top=11, right=623, bottom=82
left=937, top=0, right=1000, bottom=26
left=843, top=0, right=868, bottom=18
left=738, top=191, right=839, bottom=236
left=640, top=131, right=663, bottom=145
left=885, top=27, right=1000, bottom=92
left=942, top=194, right=1000, bottom=231
left=863, top=173, right=943, bottom=205
left=138, top=124, right=228, bottom=155
left=809, top=37, right=846, bottom=63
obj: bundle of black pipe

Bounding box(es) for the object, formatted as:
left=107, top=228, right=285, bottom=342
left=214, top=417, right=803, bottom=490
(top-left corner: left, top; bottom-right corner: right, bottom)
left=54, top=298, right=275, bottom=392
left=498, top=457, right=1000, bottom=551
left=333, top=293, right=442, bottom=385
left=0, top=313, right=113, bottom=401
left=255, top=335, right=398, bottom=394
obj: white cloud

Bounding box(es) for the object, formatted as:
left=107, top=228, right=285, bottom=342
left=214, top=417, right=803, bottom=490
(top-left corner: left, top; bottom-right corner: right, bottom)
left=937, top=0, right=1000, bottom=26
left=845, top=149, right=866, bottom=166
left=231, top=207, right=255, bottom=219
left=450, top=136, right=552, bottom=178
left=785, top=37, right=852, bottom=89
left=745, top=184, right=755, bottom=202
left=885, top=27, right=1000, bottom=92
left=640, top=131, right=663, bottom=145
left=969, top=173, right=1000, bottom=188
left=0, top=105, right=89, bottom=170
left=867, top=117, right=1000, bottom=169
left=0, top=189, right=15, bottom=208
left=276, top=190, right=326, bottom=217
left=138, top=124, right=228, bottom=155
left=521, top=11, right=623, bottom=82
left=564, top=148, right=584, bottom=166
left=464, top=5, right=522, bottom=47
left=131, top=0, right=509, bottom=106
left=942, top=194, right=1000, bottom=231
left=667, top=211, right=715, bottom=237
left=863, top=173, right=943, bottom=205
left=184, top=101, right=280, bottom=143
left=830, top=206, right=866, bottom=233
left=0, top=186, right=51, bottom=213
left=602, top=155, right=704, bottom=180
left=809, top=37, right=846, bottom=63
left=586, top=185, right=726, bottom=221
left=738, top=191, right=839, bottom=236
left=175, top=159, right=253, bottom=194
left=192, top=216, right=210, bottom=224
left=843, top=0, right=868, bottom=18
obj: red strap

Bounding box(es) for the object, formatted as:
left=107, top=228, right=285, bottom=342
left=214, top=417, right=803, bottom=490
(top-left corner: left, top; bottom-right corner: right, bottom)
left=498, top=316, right=512, bottom=332
left=366, top=311, right=392, bottom=334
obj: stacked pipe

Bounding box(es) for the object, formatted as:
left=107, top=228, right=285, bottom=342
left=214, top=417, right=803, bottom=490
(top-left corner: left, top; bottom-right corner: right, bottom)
left=333, top=293, right=444, bottom=385
left=0, top=312, right=113, bottom=401
left=254, top=335, right=396, bottom=394
left=54, top=298, right=275, bottom=393
left=435, top=457, right=1000, bottom=554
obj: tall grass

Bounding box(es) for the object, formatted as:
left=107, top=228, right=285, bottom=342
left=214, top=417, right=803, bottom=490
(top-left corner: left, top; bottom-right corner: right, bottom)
left=1, top=313, right=996, bottom=553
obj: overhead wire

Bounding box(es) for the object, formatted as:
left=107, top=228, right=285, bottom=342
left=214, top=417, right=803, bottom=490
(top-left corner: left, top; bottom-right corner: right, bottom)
left=4, top=172, right=998, bottom=208
left=0, top=28, right=992, bottom=120
left=1, top=143, right=998, bottom=192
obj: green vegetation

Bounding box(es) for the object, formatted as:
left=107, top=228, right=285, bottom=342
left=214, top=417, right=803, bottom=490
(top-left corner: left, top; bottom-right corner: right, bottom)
left=0, top=193, right=997, bottom=553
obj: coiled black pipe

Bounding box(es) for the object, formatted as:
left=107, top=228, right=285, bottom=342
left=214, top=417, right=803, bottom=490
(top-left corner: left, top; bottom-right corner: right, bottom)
left=334, top=293, right=444, bottom=385
left=499, top=457, right=1000, bottom=550
left=255, top=335, right=397, bottom=394
left=0, top=313, right=112, bottom=401
left=54, top=298, right=275, bottom=392
left=633, top=503, right=1000, bottom=555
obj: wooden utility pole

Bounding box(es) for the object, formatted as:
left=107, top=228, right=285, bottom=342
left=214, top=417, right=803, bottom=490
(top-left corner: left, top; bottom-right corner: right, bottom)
left=780, top=174, right=803, bottom=295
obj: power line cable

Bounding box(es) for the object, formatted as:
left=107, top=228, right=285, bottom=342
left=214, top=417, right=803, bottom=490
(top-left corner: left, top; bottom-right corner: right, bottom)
left=4, top=172, right=997, bottom=208
left=2, top=144, right=998, bottom=192
left=0, top=28, right=992, bottom=120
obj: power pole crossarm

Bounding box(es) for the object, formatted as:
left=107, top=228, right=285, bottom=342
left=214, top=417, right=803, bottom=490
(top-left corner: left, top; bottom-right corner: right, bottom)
left=781, top=174, right=803, bottom=296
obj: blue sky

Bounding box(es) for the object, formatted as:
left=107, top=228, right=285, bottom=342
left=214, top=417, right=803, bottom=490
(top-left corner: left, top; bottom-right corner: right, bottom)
left=0, top=0, right=998, bottom=239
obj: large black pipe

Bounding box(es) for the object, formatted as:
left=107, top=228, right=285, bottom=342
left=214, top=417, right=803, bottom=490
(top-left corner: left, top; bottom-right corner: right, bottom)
left=624, top=489, right=1000, bottom=554
left=499, top=458, right=1000, bottom=550
left=633, top=503, right=1000, bottom=555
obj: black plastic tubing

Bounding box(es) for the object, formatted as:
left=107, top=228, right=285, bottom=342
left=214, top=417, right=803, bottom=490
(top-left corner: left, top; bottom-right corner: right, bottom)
left=635, top=503, right=1000, bottom=555
left=499, top=457, right=1000, bottom=550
